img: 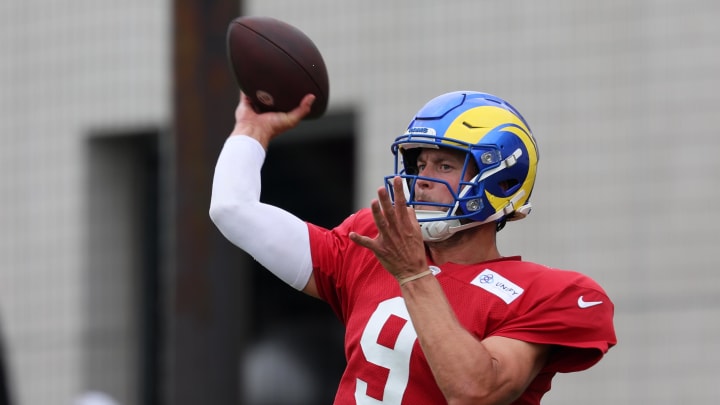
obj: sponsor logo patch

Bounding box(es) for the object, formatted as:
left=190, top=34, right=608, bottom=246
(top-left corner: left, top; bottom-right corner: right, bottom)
left=471, top=269, right=524, bottom=304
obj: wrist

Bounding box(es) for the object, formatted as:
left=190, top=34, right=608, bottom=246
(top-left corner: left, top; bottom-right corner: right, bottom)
left=398, top=269, right=434, bottom=286
left=231, top=125, right=270, bottom=149
left=231, top=122, right=259, bottom=137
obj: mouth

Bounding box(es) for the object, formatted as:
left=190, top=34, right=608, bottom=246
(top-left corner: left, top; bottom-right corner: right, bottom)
left=415, top=205, right=446, bottom=211
left=413, top=194, right=440, bottom=209
left=413, top=198, right=447, bottom=212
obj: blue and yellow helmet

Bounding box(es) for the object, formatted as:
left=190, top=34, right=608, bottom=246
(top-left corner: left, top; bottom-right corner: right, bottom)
left=386, top=91, right=539, bottom=241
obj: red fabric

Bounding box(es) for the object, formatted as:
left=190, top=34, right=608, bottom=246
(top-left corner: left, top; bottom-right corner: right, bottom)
left=308, top=208, right=616, bottom=404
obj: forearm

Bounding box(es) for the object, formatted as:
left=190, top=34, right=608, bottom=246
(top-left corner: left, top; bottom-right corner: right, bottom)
left=209, top=135, right=313, bottom=290
left=400, top=276, right=516, bottom=405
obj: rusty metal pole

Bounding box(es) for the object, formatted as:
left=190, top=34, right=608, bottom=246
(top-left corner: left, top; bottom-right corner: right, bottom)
left=169, top=1, right=245, bottom=404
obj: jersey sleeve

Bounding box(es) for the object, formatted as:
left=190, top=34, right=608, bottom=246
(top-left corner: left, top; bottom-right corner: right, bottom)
left=307, top=209, right=377, bottom=322
left=492, top=271, right=617, bottom=373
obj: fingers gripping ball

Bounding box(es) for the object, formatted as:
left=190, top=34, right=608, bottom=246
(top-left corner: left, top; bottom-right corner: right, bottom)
left=226, top=16, right=330, bottom=119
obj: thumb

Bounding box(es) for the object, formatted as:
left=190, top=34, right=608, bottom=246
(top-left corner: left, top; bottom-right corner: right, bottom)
left=349, top=231, right=374, bottom=250
left=286, top=94, right=316, bottom=123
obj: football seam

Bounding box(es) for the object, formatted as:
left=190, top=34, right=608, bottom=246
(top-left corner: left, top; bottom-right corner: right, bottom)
left=236, top=22, right=327, bottom=100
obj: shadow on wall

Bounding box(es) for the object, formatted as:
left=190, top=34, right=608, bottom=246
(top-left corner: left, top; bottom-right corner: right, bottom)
left=0, top=320, right=12, bottom=405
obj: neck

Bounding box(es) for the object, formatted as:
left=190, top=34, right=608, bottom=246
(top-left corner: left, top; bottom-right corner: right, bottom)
left=425, top=222, right=501, bottom=265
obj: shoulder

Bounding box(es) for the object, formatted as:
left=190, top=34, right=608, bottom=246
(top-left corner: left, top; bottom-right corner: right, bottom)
left=341, top=208, right=377, bottom=234
left=306, top=208, right=374, bottom=236
left=487, top=259, right=615, bottom=333
left=307, top=208, right=379, bottom=310
left=488, top=260, right=617, bottom=372
left=496, top=260, right=606, bottom=294
left=310, top=208, right=377, bottom=237
left=306, top=208, right=378, bottom=264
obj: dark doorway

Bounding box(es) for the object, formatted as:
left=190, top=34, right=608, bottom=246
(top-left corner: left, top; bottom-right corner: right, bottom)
left=241, top=113, right=355, bottom=405
left=85, top=131, right=161, bottom=405
left=0, top=320, right=12, bottom=405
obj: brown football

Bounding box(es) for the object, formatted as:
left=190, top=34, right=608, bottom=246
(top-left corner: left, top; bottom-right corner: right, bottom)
left=226, top=16, right=329, bottom=119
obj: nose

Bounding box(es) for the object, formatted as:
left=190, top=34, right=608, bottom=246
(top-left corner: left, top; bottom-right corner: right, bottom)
left=415, top=175, right=431, bottom=190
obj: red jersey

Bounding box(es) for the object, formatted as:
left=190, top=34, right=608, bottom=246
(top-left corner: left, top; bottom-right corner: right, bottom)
left=308, top=209, right=616, bottom=404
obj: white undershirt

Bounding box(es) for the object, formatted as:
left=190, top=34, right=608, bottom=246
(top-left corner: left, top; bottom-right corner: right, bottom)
left=209, top=135, right=314, bottom=290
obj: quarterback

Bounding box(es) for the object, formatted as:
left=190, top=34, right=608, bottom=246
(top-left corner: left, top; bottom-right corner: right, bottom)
left=210, top=90, right=617, bottom=404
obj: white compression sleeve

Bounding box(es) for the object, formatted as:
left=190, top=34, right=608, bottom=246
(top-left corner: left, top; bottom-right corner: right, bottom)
left=209, top=135, right=313, bottom=290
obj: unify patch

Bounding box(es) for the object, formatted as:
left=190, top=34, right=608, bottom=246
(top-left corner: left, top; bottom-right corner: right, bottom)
left=471, top=269, right=524, bottom=304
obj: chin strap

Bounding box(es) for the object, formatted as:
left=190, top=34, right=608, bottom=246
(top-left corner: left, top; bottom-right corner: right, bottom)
left=419, top=218, right=482, bottom=242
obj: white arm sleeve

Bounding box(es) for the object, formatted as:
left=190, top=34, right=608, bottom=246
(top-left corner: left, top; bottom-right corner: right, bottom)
left=209, top=135, right=313, bottom=290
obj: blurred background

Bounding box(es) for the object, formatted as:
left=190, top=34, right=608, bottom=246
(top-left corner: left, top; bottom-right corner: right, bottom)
left=1, top=0, right=719, bottom=404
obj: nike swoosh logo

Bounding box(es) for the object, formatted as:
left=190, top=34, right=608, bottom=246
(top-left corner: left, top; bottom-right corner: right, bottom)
left=578, top=296, right=603, bottom=308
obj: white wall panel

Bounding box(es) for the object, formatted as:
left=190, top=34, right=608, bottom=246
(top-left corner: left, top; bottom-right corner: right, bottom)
left=0, top=0, right=718, bottom=403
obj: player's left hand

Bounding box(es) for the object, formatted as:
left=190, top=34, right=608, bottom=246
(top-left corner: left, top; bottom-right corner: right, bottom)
left=349, top=176, right=428, bottom=282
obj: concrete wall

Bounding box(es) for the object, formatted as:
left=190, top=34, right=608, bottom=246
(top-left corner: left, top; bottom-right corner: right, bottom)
left=0, top=1, right=170, bottom=404
left=1, top=0, right=718, bottom=403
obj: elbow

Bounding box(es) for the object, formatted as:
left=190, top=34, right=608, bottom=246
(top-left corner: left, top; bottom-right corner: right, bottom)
left=444, top=381, right=522, bottom=405
left=447, top=393, right=515, bottom=405
left=209, top=200, right=255, bottom=250
left=209, top=195, right=264, bottom=249
left=446, top=392, right=497, bottom=405
left=209, top=200, right=242, bottom=233
left=209, top=200, right=226, bottom=226
left=442, top=382, right=491, bottom=405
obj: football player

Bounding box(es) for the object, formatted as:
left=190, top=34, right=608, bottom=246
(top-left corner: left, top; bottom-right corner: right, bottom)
left=210, top=91, right=616, bottom=404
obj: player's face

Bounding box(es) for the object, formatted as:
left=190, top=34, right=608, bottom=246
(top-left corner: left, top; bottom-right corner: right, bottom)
left=413, top=148, right=474, bottom=211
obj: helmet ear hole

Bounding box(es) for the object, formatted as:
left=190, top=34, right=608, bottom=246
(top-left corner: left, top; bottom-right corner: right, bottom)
left=494, top=179, right=519, bottom=196
left=401, top=148, right=421, bottom=175
left=501, top=179, right=519, bottom=191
